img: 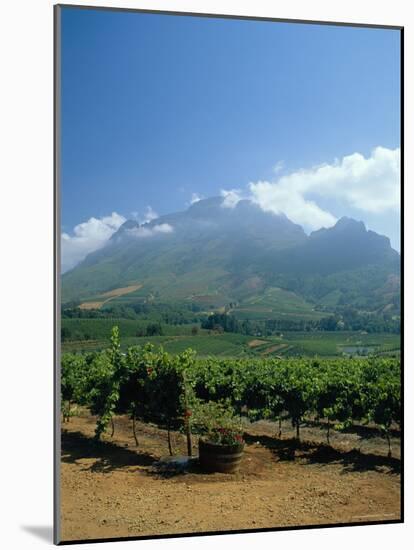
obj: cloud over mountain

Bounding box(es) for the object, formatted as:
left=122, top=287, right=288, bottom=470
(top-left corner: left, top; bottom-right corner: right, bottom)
left=222, top=146, right=400, bottom=231
left=61, top=147, right=399, bottom=272
left=61, top=212, right=126, bottom=273
left=221, top=188, right=245, bottom=208
left=127, top=223, right=174, bottom=238
left=190, top=193, right=204, bottom=205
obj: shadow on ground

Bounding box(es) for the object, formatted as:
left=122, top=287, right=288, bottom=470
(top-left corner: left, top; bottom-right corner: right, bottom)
left=303, top=419, right=401, bottom=440
left=61, top=427, right=400, bottom=478
left=243, top=433, right=401, bottom=475
left=62, top=430, right=156, bottom=473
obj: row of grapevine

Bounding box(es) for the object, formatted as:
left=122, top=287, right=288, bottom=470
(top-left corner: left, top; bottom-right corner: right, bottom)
left=187, top=356, right=400, bottom=453
left=61, top=327, right=401, bottom=456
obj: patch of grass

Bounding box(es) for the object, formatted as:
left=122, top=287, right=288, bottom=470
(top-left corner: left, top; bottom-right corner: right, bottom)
left=61, top=323, right=400, bottom=359
left=232, top=287, right=324, bottom=321
left=161, top=333, right=252, bottom=356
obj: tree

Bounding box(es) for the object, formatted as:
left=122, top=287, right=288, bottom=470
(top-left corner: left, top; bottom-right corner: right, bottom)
left=146, top=322, right=163, bottom=336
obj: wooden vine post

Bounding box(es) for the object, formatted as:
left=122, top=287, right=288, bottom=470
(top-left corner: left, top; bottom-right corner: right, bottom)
left=183, top=370, right=192, bottom=457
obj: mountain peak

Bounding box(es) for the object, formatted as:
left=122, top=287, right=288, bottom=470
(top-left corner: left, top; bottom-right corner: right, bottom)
left=62, top=196, right=399, bottom=308
left=334, top=216, right=366, bottom=231
left=188, top=196, right=223, bottom=212
left=120, top=219, right=138, bottom=230
left=310, top=217, right=366, bottom=240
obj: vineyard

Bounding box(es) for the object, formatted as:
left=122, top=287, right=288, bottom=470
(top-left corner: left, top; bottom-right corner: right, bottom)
left=62, top=327, right=401, bottom=457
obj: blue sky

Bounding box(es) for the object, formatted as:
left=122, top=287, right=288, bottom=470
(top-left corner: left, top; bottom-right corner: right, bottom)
left=60, top=7, right=401, bottom=270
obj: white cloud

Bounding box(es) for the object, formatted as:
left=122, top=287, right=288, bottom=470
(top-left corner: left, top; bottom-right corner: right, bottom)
left=130, top=205, right=159, bottom=224
left=220, top=188, right=244, bottom=208
left=249, top=180, right=337, bottom=229
left=127, top=223, right=174, bottom=238
left=247, top=146, right=400, bottom=230
left=153, top=223, right=174, bottom=234
left=144, top=206, right=158, bottom=222
left=273, top=160, right=284, bottom=174
left=190, top=193, right=203, bottom=204
left=61, top=212, right=126, bottom=272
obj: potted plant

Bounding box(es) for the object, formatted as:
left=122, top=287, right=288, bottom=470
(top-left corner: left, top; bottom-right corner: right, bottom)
left=193, top=401, right=245, bottom=474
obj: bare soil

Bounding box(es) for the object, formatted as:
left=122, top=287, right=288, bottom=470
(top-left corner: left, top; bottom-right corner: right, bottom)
left=79, top=284, right=143, bottom=310
left=248, top=339, right=269, bottom=348
left=60, top=413, right=401, bottom=542
left=261, top=344, right=288, bottom=355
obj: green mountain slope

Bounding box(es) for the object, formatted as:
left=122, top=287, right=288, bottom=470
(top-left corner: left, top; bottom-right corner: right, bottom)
left=62, top=197, right=400, bottom=318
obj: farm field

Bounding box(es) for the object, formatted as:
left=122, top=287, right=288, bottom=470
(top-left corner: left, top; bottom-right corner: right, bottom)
left=61, top=323, right=400, bottom=358
left=62, top=318, right=205, bottom=339
left=230, top=287, right=326, bottom=321
left=277, top=331, right=400, bottom=356
left=62, top=331, right=251, bottom=356
left=61, top=412, right=400, bottom=542
left=79, top=284, right=143, bottom=310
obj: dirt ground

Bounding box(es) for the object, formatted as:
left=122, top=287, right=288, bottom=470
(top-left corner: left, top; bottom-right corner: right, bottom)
left=60, top=412, right=401, bottom=542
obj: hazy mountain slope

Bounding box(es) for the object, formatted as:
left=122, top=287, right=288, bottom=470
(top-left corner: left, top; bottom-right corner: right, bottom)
left=62, top=197, right=400, bottom=315
left=62, top=198, right=306, bottom=301
left=275, top=217, right=399, bottom=275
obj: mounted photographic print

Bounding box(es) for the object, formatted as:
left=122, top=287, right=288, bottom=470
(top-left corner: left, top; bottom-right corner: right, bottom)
left=54, top=4, right=403, bottom=545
